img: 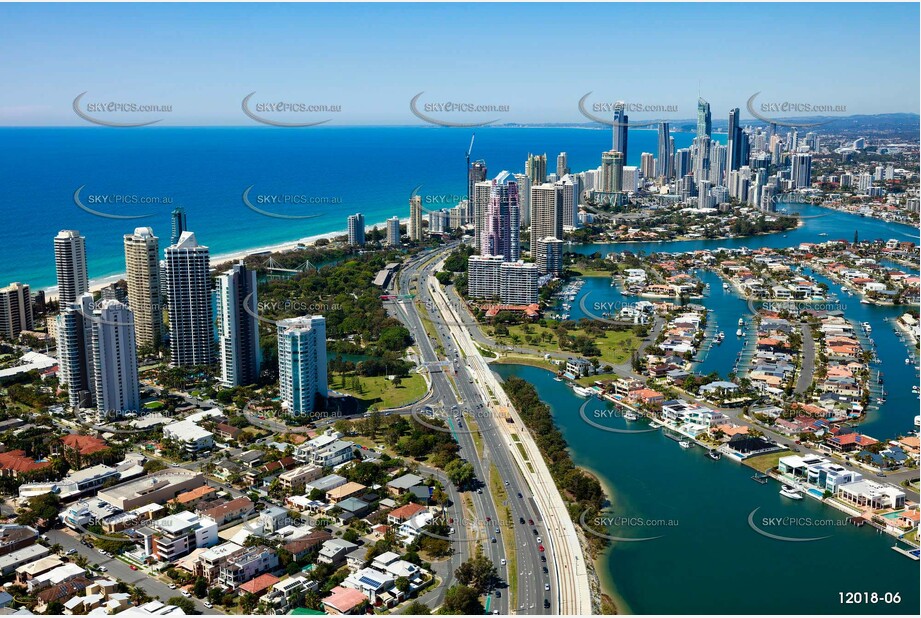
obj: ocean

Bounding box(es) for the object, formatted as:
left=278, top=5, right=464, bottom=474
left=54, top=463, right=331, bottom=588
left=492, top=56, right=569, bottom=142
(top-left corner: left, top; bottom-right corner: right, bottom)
left=0, top=126, right=704, bottom=290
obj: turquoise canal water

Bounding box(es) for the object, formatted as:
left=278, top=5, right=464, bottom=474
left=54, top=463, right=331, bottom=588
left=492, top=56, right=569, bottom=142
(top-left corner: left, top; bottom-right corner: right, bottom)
left=565, top=203, right=920, bottom=441
left=493, top=364, right=921, bottom=615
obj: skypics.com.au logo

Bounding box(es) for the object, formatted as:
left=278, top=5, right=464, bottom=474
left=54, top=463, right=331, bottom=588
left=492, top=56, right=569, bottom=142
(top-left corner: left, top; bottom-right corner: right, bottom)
left=577, top=399, right=659, bottom=435
left=578, top=93, right=680, bottom=128
left=242, top=185, right=340, bottom=219
left=746, top=92, right=847, bottom=128
left=746, top=507, right=851, bottom=542
left=74, top=185, right=174, bottom=220
left=241, top=93, right=341, bottom=127
left=410, top=93, right=510, bottom=127
left=73, top=93, right=171, bottom=127
left=579, top=509, right=677, bottom=543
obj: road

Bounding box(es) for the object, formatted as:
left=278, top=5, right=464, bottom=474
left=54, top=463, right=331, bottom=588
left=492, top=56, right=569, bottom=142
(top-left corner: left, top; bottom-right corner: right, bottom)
left=795, top=325, right=815, bottom=394
left=419, top=257, right=592, bottom=615
left=390, top=245, right=591, bottom=614
left=45, top=528, right=220, bottom=614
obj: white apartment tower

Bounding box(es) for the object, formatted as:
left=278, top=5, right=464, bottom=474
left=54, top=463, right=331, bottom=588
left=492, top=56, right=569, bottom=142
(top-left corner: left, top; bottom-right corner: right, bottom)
left=409, top=195, right=424, bottom=242
left=347, top=213, right=365, bottom=246
left=54, top=230, right=89, bottom=305
left=385, top=217, right=401, bottom=246
left=277, top=315, right=328, bottom=415
left=92, top=300, right=140, bottom=418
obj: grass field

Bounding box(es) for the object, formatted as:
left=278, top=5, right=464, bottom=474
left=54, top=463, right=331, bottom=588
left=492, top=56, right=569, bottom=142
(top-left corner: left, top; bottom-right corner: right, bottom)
left=492, top=323, right=640, bottom=366
left=742, top=450, right=792, bottom=473
left=331, top=372, right=427, bottom=411
left=490, top=464, right=517, bottom=608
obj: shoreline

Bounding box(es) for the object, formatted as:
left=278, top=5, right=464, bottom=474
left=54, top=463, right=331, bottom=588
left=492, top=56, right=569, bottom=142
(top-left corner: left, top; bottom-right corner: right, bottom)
left=41, top=216, right=410, bottom=302
left=575, top=462, right=631, bottom=615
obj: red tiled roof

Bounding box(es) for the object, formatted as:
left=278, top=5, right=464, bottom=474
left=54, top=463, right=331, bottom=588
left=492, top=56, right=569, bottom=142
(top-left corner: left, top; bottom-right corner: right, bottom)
left=0, top=449, right=52, bottom=473
left=389, top=503, right=426, bottom=520
left=61, top=434, right=109, bottom=455
left=239, top=573, right=280, bottom=595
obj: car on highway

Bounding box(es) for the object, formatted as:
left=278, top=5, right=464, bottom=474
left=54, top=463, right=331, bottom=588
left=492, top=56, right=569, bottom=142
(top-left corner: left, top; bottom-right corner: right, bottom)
left=204, top=602, right=213, bottom=609
left=500, top=558, right=506, bottom=565
left=495, top=526, right=500, bottom=534
left=544, top=583, right=550, bottom=591
left=180, top=590, right=191, bottom=598
left=129, top=565, right=138, bottom=571
left=528, top=518, right=534, bottom=525
left=532, top=529, right=538, bottom=535
left=66, top=549, right=77, bottom=555
left=536, top=536, right=542, bottom=543
left=538, top=544, right=545, bottom=552
left=491, top=537, right=497, bottom=543
left=517, top=492, right=523, bottom=499
left=519, top=517, right=525, bottom=524
left=542, top=566, right=548, bottom=574
left=168, top=584, right=177, bottom=590
left=544, top=599, right=551, bottom=609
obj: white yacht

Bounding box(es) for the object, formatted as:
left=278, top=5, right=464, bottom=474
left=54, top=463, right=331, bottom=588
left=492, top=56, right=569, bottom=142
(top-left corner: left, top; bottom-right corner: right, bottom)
left=736, top=328, right=743, bottom=337
left=572, top=386, right=594, bottom=398
left=779, top=485, right=804, bottom=500
left=678, top=440, right=692, bottom=449
left=623, top=412, right=639, bottom=421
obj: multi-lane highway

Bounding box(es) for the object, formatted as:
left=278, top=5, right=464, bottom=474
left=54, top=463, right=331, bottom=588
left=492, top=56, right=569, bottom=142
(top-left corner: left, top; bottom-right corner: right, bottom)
left=386, top=244, right=584, bottom=614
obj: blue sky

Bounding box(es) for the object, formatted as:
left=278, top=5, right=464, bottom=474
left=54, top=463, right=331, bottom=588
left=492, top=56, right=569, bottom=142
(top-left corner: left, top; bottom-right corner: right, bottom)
left=1, top=2, right=918, bottom=126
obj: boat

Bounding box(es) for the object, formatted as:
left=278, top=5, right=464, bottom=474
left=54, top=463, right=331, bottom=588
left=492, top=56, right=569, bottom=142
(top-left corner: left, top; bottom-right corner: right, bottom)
left=738, top=317, right=744, bottom=326
left=779, top=485, right=804, bottom=500
left=906, top=358, right=912, bottom=365
left=571, top=386, right=594, bottom=398
left=623, top=412, right=639, bottom=421
left=818, top=232, right=828, bottom=236
left=707, top=449, right=721, bottom=460
left=722, top=283, right=729, bottom=290
left=678, top=440, right=692, bottom=449
left=553, top=377, right=562, bottom=382
left=751, top=473, right=769, bottom=484
left=860, top=299, right=871, bottom=304
left=736, top=328, right=743, bottom=337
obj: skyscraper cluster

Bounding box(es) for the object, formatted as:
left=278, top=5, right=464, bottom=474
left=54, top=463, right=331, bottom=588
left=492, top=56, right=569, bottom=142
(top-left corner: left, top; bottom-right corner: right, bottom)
left=51, top=216, right=329, bottom=417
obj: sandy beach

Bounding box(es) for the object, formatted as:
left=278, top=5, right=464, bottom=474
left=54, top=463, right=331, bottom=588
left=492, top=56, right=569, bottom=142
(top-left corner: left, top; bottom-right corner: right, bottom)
left=42, top=216, right=410, bottom=302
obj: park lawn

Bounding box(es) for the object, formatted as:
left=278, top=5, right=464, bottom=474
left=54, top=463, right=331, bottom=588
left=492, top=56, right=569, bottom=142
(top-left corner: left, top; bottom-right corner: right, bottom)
left=570, top=267, right=618, bottom=278
left=491, top=323, right=639, bottom=366
left=332, top=373, right=427, bottom=411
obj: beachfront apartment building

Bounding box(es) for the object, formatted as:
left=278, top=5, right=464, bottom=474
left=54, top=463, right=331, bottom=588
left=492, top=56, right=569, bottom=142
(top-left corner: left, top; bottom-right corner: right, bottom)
left=277, top=315, right=328, bottom=415
left=164, top=231, right=213, bottom=367
left=123, top=227, right=162, bottom=349
left=54, top=230, right=89, bottom=305
left=0, top=282, right=34, bottom=340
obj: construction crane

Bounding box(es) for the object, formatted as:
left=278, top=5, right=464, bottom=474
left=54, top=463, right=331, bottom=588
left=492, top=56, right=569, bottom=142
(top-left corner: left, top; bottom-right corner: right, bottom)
left=465, top=133, right=475, bottom=205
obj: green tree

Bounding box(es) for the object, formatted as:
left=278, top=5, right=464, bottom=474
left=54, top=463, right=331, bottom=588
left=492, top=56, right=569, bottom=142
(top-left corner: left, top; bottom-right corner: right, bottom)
left=441, top=585, right=484, bottom=615
left=167, top=597, right=195, bottom=614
